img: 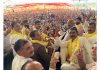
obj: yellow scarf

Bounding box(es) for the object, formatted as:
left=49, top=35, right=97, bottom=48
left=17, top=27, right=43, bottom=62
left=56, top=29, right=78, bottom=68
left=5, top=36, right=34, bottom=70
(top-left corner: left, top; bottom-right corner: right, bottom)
left=30, top=40, right=48, bottom=53
left=28, top=32, right=48, bottom=46
left=9, top=29, right=25, bottom=39
left=30, top=39, right=48, bottom=47
left=67, top=36, right=79, bottom=63
left=21, top=26, right=26, bottom=35
left=85, top=32, right=96, bottom=38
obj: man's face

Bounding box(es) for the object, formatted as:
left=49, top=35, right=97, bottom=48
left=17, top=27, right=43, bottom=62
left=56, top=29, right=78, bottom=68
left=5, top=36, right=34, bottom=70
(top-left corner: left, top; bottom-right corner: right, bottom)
left=88, top=24, right=96, bottom=33
left=21, top=41, right=34, bottom=57
left=14, top=23, right=22, bottom=32
left=35, top=31, right=42, bottom=40
left=35, top=24, right=41, bottom=30
left=69, top=29, right=78, bottom=39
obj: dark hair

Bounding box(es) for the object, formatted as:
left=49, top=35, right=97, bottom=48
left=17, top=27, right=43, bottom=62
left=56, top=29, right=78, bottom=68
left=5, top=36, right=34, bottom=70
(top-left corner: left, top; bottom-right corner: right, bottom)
left=76, top=17, right=82, bottom=22
left=34, top=20, right=41, bottom=24
left=89, top=22, right=96, bottom=26
left=14, top=39, right=28, bottom=52
left=70, top=26, right=78, bottom=34
left=24, top=24, right=29, bottom=29
left=75, top=21, right=81, bottom=25
left=23, top=20, right=28, bottom=23
left=11, top=21, right=16, bottom=28
left=29, top=30, right=38, bottom=38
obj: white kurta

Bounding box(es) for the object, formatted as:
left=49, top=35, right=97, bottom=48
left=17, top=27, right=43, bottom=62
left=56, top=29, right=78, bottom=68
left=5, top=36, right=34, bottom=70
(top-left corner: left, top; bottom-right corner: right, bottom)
left=60, top=37, right=93, bottom=70
left=86, top=62, right=96, bottom=70
left=12, top=55, right=31, bottom=70
left=87, top=34, right=97, bottom=46
left=59, top=31, right=70, bottom=41
left=83, top=21, right=89, bottom=33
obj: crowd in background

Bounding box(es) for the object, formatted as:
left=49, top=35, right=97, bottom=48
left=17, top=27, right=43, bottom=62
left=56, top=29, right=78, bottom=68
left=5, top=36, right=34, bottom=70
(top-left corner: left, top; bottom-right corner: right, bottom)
left=4, top=8, right=97, bottom=70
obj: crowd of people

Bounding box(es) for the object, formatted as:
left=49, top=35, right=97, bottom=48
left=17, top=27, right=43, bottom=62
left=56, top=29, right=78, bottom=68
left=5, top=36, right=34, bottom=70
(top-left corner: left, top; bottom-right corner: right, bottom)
left=4, top=8, right=96, bottom=70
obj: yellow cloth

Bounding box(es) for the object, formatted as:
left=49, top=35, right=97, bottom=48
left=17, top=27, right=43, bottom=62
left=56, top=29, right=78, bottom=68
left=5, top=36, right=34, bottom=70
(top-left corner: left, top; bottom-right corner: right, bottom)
left=9, top=29, right=25, bottom=39
left=30, top=40, right=48, bottom=47
left=84, top=32, right=96, bottom=38
left=67, top=36, right=79, bottom=63
left=27, top=32, right=31, bottom=40
left=21, top=26, right=26, bottom=35
left=30, top=40, right=48, bottom=53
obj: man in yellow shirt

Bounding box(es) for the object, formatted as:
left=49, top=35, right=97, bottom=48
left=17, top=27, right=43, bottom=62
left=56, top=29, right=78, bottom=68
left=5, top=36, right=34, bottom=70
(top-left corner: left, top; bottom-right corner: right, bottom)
left=60, top=27, right=93, bottom=70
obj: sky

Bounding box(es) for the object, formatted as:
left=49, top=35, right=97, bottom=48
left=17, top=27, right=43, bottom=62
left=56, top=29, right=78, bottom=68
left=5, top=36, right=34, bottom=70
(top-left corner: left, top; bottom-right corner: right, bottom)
left=4, top=0, right=96, bottom=6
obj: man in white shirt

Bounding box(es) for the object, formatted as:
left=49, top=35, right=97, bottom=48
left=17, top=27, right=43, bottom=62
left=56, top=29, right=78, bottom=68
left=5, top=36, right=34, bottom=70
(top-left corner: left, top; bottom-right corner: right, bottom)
left=12, top=39, right=35, bottom=70
left=60, top=27, right=93, bottom=70
left=83, top=21, right=96, bottom=46
left=76, top=43, right=97, bottom=70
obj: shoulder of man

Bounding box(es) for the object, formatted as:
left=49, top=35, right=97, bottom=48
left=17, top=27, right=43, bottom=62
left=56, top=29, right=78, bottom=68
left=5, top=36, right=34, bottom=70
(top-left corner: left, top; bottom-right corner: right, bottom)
left=78, top=36, right=88, bottom=42
left=32, top=43, right=44, bottom=47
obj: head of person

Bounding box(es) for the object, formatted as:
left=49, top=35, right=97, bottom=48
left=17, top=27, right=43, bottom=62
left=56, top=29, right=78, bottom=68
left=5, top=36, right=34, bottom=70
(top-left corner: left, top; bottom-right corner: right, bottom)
left=67, top=19, right=75, bottom=29
left=88, top=22, right=96, bottom=34
left=21, top=61, right=43, bottom=70
left=34, top=20, right=41, bottom=29
left=24, top=24, right=30, bottom=29
left=69, top=27, right=78, bottom=40
left=4, top=24, right=6, bottom=31
left=22, top=20, right=28, bottom=25
left=11, top=21, right=16, bottom=29
left=92, top=44, right=97, bottom=62
left=14, top=39, right=34, bottom=57
left=29, top=30, right=42, bottom=41
left=13, top=23, right=22, bottom=33
left=89, top=17, right=96, bottom=23
left=74, top=17, right=81, bottom=25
